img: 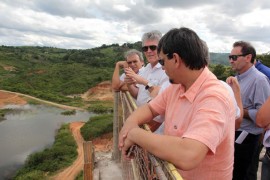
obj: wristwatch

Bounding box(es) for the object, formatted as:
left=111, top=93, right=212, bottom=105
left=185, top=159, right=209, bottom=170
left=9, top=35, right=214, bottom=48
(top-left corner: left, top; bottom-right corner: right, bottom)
left=145, top=82, right=153, bottom=90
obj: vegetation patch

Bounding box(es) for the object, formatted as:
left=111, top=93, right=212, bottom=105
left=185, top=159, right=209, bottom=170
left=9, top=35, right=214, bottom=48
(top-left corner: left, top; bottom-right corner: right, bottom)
left=208, top=64, right=235, bottom=81
left=87, top=100, right=113, bottom=114
left=75, top=170, right=83, bottom=180
left=13, top=124, right=77, bottom=179
left=0, top=108, right=12, bottom=120
left=61, top=109, right=76, bottom=115
left=25, top=98, right=41, bottom=105
left=81, top=114, right=113, bottom=141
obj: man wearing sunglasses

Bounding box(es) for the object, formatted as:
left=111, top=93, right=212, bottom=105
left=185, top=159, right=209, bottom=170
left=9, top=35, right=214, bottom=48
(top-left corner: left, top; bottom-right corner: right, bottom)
left=119, top=27, right=236, bottom=180
left=229, top=41, right=270, bottom=180
left=112, top=49, right=144, bottom=91
left=124, top=30, right=169, bottom=131
left=124, top=30, right=168, bottom=105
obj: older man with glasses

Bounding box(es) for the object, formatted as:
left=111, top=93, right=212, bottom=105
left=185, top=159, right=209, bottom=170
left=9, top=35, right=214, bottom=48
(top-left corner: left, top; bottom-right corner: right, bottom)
left=112, top=49, right=144, bottom=91
left=229, top=41, right=270, bottom=180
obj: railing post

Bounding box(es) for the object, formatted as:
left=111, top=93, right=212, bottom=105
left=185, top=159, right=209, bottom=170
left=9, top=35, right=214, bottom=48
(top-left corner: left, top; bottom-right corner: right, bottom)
left=83, top=141, right=94, bottom=180
left=112, top=91, right=121, bottom=161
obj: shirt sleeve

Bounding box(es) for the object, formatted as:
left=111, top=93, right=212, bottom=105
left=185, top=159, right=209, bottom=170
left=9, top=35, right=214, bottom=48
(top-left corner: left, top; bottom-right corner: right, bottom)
left=159, top=73, right=170, bottom=87
left=248, top=77, right=270, bottom=122
left=119, top=73, right=125, bottom=82
left=149, top=85, right=172, bottom=116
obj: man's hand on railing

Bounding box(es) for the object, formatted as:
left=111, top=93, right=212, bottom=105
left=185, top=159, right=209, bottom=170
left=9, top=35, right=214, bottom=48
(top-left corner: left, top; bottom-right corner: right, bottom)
left=118, top=119, right=139, bottom=158
left=120, top=127, right=142, bottom=160
left=121, top=137, right=136, bottom=160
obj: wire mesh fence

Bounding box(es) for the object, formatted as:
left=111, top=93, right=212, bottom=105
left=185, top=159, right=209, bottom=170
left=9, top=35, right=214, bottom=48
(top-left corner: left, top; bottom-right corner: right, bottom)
left=113, top=91, right=183, bottom=180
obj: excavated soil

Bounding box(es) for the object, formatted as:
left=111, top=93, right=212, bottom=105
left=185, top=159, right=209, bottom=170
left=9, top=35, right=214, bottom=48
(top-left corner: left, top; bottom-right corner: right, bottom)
left=0, top=91, right=27, bottom=107
left=81, top=81, right=113, bottom=101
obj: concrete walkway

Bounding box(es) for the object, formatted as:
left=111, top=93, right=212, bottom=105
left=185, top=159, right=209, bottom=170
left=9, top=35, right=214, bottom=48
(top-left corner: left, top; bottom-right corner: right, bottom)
left=94, top=151, right=123, bottom=180
left=94, top=147, right=266, bottom=180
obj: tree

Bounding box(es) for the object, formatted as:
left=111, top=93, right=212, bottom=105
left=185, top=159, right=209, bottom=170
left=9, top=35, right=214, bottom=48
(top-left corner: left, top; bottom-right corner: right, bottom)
left=212, top=64, right=227, bottom=81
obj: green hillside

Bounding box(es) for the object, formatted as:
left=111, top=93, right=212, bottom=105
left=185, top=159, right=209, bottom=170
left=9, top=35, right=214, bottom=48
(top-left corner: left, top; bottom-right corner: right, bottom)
left=210, top=53, right=230, bottom=65
left=0, top=44, right=269, bottom=107
left=0, top=45, right=123, bottom=106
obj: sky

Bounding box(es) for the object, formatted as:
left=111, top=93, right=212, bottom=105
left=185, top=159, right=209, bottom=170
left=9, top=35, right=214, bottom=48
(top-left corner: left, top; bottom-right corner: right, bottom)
left=0, top=0, right=270, bottom=53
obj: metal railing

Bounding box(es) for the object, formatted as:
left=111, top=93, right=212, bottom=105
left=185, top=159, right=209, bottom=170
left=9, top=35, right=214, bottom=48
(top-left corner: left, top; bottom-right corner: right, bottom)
left=113, top=91, right=183, bottom=180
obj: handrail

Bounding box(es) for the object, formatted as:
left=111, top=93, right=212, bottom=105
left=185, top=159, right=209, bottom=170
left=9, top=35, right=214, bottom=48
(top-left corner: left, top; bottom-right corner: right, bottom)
left=113, top=91, right=183, bottom=180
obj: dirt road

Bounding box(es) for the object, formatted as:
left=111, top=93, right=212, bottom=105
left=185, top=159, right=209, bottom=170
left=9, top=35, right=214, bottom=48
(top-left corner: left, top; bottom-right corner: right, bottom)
left=51, top=123, right=115, bottom=180
left=53, top=122, right=85, bottom=180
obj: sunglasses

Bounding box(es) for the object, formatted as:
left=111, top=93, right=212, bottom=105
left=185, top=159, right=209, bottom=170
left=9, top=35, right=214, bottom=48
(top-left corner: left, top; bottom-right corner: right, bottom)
left=142, top=45, right=157, bottom=52
left=228, top=54, right=249, bottom=61
left=158, top=53, right=172, bottom=66
left=158, top=59, right=164, bottom=66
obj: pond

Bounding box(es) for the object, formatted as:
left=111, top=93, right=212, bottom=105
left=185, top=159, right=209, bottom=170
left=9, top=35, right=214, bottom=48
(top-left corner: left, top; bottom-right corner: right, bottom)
left=0, top=104, right=94, bottom=179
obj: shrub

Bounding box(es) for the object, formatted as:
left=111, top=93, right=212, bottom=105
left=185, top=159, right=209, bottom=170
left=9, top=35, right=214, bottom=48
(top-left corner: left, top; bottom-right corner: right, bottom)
left=61, top=109, right=76, bottom=115
left=81, top=114, right=113, bottom=141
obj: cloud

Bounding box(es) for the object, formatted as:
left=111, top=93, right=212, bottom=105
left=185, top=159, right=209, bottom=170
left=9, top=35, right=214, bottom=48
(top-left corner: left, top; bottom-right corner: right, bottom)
left=0, top=0, right=270, bottom=53
left=147, top=0, right=218, bottom=8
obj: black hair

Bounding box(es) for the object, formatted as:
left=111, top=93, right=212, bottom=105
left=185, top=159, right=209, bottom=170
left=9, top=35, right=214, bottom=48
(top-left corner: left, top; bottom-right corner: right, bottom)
left=157, top=27, right=208, bottom=70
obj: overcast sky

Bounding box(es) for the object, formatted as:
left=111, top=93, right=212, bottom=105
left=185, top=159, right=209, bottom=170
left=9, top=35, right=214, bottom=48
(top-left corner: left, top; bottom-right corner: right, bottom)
left=1, top=0, right=270, bottom=53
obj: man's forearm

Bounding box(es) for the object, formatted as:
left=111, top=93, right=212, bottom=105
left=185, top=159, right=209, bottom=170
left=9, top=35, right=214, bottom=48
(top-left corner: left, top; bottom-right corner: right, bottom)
left=127, top=83, right=138, bottom=98
left=119, top=104, right=156, bottom=151
left=127, top=128, right=209, bottom=170
left=256, top=97, right=270, bottom=128
left=112, top=65, right=121, bottom=90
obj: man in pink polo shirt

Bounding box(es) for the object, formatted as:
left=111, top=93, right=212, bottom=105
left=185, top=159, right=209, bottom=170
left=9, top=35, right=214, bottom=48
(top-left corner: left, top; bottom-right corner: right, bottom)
left=119, top=27, right=235, bottom=180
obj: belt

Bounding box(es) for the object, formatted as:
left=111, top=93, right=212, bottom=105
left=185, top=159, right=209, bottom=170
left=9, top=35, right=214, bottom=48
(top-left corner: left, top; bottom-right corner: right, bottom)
left=235, top=131, right=260, bottom=144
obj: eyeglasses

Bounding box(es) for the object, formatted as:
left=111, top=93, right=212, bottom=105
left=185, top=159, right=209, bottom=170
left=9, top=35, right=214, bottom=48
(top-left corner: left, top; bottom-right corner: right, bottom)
left=142, top=45, right=157, bottom=52
left=228, top=54, right=249, bottom=61
left=127, top=60, right=139, bottom=65
left=158, top=53, right=172, bottom=66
